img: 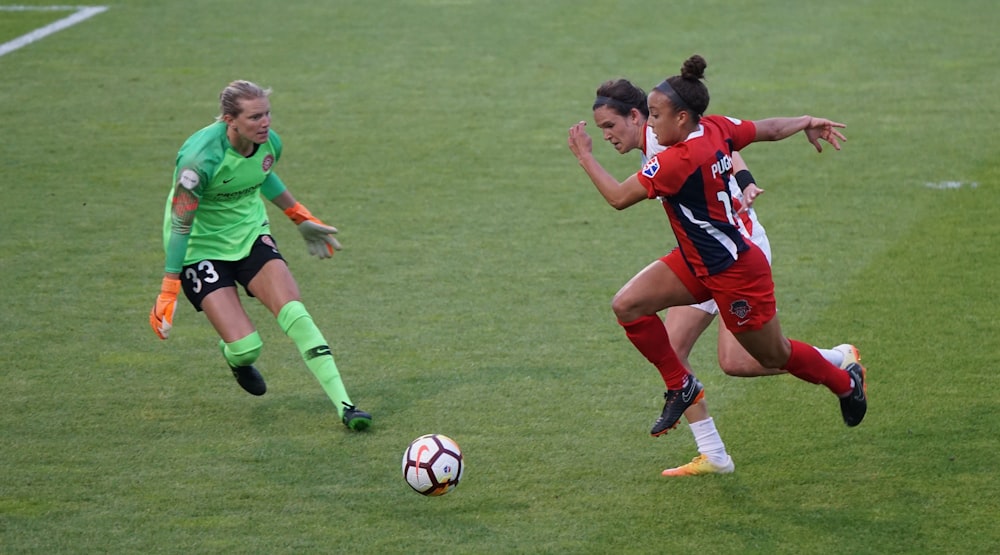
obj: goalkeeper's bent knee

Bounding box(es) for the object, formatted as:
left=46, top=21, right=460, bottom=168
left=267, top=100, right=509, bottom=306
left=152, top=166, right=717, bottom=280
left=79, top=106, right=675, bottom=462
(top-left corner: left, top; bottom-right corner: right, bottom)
left=277, top=300, right=311, bottom=333
left=223, top=331, right=263, bottom=367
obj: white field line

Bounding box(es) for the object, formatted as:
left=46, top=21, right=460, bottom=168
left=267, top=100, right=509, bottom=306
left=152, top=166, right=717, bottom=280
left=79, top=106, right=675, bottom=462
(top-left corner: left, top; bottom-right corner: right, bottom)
left=0, top=5, right=109, bottom=58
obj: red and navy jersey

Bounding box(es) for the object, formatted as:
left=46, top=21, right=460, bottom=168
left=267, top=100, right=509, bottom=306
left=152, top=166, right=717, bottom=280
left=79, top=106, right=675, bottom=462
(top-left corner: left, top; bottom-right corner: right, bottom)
left=636, top=115, right=757, bottom=276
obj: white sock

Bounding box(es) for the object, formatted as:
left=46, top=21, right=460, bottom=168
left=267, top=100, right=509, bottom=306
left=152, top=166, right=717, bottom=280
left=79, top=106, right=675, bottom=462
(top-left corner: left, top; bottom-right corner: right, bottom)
left=690, top=417, right=728, bottom=466
left=815, top=347, right=844, bottom=368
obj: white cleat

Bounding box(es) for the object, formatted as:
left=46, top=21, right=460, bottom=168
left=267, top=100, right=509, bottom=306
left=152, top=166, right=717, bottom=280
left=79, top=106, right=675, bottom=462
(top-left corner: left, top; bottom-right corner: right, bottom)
left=833, top=344, right=861, bottom=370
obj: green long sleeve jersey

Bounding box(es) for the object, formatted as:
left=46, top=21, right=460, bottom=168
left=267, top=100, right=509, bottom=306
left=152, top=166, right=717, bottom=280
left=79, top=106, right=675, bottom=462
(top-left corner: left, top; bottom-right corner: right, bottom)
left=162, top=121, right=287, bottom=273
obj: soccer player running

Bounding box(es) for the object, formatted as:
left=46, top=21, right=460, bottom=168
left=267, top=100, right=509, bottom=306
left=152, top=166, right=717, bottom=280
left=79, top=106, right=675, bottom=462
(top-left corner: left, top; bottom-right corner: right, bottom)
left=567, top=55, right=867, bottom=469
left=149, top=80, right=371, bottom=431
left=583, top=79, right=860, bottom=476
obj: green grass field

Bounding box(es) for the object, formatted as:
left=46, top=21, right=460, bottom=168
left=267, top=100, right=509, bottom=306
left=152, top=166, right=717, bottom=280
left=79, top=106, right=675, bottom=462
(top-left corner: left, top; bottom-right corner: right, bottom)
left=3, top=1, right=998, bottom=553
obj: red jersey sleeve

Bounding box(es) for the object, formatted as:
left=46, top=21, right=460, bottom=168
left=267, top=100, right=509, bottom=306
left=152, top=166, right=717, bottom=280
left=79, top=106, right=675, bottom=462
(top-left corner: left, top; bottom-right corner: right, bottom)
left=636, top=144, right=692, bottom=199
left=710, top=115, right=756, bottom=151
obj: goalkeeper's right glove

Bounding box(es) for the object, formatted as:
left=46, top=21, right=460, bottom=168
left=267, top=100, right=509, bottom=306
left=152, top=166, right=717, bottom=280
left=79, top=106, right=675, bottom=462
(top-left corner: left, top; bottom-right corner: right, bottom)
left=150, top=276, right=180, bottom=340
left=284, top=202, right=342, bottom=259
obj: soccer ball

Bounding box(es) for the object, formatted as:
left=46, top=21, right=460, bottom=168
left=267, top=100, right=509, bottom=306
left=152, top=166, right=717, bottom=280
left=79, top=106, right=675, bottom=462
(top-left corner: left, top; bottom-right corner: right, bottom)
left=401, top=434, right=464, bottom=496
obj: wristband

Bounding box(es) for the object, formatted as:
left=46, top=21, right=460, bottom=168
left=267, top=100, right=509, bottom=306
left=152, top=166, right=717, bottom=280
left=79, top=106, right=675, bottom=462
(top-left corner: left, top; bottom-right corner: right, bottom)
left=161, top=276, right=181, bottom=294
left=734, top=169, right=755, bottom=191
left=283, top=202, right=316, bottom=225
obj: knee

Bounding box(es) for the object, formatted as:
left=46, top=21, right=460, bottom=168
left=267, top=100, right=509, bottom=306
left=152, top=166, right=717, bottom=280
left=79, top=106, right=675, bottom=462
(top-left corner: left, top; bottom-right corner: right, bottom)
left=226, top=332, right=263, bottom=367
left=611, top=290, right=644, bottom=321
left=719, top=352, right=758, bottom=377
left=610, top=294, right=627, bottom=320
left=277, top=300, right=311, bottom=333
left=720, top=362, right=762, bottom=377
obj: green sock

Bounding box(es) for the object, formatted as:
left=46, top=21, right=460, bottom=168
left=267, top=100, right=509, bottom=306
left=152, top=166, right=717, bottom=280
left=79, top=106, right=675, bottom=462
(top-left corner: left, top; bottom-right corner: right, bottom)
left=277, top=300, right=353, bottom=416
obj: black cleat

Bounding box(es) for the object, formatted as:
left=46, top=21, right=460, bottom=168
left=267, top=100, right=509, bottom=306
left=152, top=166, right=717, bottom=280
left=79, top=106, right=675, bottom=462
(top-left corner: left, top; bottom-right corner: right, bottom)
left=342, top=403, right=372, bottom=431
left=839, top=362, right=867, bottom=427
left=651, top=375, right=704, bottom=437
left=230, top=365, right=267, bottom=396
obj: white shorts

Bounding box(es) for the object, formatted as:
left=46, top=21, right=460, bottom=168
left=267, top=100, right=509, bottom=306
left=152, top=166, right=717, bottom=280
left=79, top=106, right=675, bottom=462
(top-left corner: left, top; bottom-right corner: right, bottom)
left=688, top=219, right=772, bottom=315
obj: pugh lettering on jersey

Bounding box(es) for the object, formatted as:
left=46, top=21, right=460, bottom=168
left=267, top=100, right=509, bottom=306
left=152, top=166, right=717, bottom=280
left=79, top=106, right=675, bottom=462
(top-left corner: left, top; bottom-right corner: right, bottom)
left=641, top=157, right=660, bottom=178
left=711, top=154, right=733, bottom=180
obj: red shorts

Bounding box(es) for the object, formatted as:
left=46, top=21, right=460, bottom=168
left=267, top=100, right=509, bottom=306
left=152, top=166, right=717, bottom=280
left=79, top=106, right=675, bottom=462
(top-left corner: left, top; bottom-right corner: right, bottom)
left=660, top=244, right=776, bottom=332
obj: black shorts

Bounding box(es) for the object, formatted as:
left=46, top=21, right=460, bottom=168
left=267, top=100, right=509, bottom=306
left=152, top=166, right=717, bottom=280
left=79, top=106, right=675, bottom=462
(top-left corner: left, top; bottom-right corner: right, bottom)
left=180, top=235, right=286, bottom=312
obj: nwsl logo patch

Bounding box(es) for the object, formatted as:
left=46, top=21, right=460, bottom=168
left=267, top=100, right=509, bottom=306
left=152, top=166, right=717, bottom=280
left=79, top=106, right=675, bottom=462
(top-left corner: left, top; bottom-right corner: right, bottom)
left=641, top=157, right=660, bottom=178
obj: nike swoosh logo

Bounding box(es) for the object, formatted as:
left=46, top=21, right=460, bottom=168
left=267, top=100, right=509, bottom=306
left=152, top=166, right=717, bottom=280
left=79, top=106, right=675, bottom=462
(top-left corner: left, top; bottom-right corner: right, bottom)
left=681, top=384, right=695, bottom=403
left=853, top=381, right=866, bottom=401
left=304, top=345, right=332, bottom=360
left=737, top=319, right=751, bottom=326
left=222, top=177, right=234, bottom=183
left=415, top=445, right=430, bottom=478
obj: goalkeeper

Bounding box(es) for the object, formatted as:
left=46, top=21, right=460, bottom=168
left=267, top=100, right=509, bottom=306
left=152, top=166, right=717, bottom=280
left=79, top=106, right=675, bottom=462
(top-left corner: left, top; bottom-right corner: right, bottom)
left=149, top=79, right=371, bottom=431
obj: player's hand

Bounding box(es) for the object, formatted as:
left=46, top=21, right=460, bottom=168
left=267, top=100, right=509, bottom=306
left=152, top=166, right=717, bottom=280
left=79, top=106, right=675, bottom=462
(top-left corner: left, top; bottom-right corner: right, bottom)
left=284, top=202, right=342, bottom=259
left=567, top=121, right=594, bottom=160
left=804, top=117, right=847, bottom=153
left=150, top=276, right=180, bottom=340
left=298, top=220, right=342, bottom=259
left=737, top=184, right=764, bottom=214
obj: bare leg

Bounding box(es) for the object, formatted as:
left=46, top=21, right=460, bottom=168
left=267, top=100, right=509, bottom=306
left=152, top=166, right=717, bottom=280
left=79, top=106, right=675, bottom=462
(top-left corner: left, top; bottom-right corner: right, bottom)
left=716, top=323, right=786, bottom=377
left=732, top=315, right=851, bottom=395
left=246, top=259, right=301, bottom=316
left=664, top=306, right=715, bottom=423
left=201, top=286, right=256, bottom=342
left=663, top=306, right=731, bottom=471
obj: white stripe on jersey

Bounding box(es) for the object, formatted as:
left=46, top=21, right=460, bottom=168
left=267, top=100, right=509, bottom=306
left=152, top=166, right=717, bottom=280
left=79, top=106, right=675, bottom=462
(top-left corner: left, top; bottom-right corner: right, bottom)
left=677, top=202, right=740, bottom=261
left=642, top=122, right=765, bottom=253
left=642, top=125, right=665, bottom=165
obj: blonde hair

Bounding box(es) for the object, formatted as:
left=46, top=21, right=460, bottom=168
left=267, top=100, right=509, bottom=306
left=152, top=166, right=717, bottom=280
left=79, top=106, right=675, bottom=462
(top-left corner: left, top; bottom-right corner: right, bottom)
left=216, top=80, right=271, bottom=120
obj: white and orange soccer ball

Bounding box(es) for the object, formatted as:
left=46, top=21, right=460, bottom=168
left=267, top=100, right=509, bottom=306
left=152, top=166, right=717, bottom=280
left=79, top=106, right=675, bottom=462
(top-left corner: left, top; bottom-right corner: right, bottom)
left=401, top=434, right=464, bottom=496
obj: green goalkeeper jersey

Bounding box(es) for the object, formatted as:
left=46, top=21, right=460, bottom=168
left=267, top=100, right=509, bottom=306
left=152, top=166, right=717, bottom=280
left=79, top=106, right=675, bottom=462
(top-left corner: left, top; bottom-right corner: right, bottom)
left=162, top=121, right=287, bottom=273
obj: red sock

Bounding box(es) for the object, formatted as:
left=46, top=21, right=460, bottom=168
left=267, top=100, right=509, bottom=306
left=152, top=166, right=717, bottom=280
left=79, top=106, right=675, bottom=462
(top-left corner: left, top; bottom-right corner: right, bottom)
left=784, top=339, right=851, bottom=396
left=619, top=315, right=688, bottom=390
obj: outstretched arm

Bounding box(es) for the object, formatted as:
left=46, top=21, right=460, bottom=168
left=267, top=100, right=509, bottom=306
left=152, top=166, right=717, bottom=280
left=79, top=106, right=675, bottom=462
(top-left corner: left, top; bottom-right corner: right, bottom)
left=752, top=116, right=847, bottom=152
left=567, top=121, right=647, bottom=210
left=269, top=189, right=342, bottom=259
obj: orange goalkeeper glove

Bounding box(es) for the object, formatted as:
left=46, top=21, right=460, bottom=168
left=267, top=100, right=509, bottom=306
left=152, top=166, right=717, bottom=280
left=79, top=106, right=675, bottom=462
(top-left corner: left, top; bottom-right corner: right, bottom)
left=284, top=202, right=342, bottom=259
left=149, top=276, right=180, bottom=340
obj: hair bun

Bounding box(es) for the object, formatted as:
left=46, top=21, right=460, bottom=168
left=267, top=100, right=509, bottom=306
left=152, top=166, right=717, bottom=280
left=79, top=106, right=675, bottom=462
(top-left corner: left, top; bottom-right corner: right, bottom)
left=680, top=55, right=707, bottom=81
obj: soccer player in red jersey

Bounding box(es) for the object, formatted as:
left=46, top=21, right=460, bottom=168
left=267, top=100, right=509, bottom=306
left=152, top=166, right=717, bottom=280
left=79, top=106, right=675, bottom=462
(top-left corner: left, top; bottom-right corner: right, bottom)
left=567, top=56, right=867, bottom=469
left=583, top=78, right=859, bottom=476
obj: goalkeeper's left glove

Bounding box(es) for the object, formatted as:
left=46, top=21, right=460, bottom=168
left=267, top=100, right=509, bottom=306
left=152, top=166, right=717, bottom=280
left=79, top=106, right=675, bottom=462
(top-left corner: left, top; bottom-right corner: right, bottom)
left=284, top=202, right=342, bottom=259
left=150, top=276, right=180, bottom=340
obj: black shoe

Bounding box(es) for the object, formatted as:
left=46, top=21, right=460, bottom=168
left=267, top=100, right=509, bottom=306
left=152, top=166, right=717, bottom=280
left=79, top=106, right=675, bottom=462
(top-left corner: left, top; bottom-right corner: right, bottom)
left=839, top=362, right=867, bottom=427
left=651, top=375, right=704, bottom=437
left=342, top=403, right=372, bottom=431
left=231, top=365, right=267, bottom=396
